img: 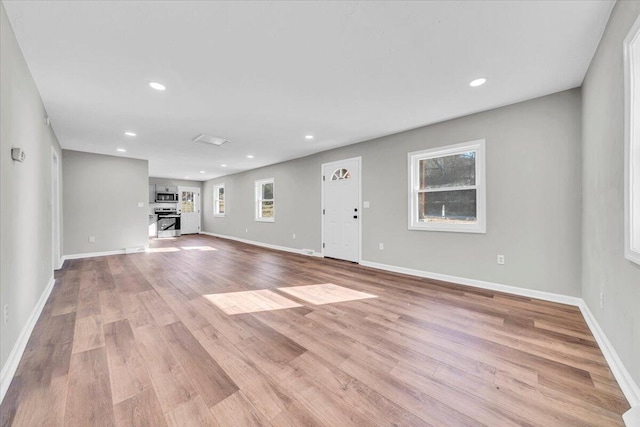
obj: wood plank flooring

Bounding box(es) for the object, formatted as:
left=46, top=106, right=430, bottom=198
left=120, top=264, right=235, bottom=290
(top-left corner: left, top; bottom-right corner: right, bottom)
left=0, top=234, right=630, bottom=426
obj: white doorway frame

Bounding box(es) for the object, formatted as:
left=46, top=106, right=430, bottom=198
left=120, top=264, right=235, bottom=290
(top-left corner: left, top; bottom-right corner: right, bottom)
left=320, top=156, right=362, bottom=263
left=51, top=148, right=61, bottom=270
left=178, top=186, right=201, bottom=234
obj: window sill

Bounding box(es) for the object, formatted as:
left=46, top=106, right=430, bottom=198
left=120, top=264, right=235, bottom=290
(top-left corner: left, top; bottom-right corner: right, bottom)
left=408, top=223, right=486, bottom=234
left=625, top=249, right=640, bottom=266
left=255, top=217, right=275, bottom=223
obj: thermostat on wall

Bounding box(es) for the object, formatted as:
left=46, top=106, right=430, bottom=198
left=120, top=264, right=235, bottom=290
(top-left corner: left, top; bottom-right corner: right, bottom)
left=11, top=148, right=26, bottom=162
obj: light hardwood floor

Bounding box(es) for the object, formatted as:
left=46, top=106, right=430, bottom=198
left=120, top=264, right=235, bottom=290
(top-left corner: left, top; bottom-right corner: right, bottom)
left=0, top=234, right=630, bottom=426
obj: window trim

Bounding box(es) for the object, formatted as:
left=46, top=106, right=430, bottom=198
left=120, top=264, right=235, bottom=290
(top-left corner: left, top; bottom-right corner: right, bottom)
left=624, top=16, right=640, bottom=265
left=407, top=139, right=486, bottom=233
left=213, top=183, right=225, bottom=217
left=255, top=178, right=275, bottom=223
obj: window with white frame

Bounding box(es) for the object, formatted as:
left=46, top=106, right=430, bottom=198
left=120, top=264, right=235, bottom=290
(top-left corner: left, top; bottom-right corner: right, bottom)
left=255, top=178, right=275, bottom=222
left=213, top=184, right=225, bottom=217
left=408, top=140, right=486, bottom=233
left=624, top=16, right=640, bottom=265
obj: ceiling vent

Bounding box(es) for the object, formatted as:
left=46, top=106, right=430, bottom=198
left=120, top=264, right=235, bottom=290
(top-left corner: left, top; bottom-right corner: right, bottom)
left=192, top=134, right=228, bottom=146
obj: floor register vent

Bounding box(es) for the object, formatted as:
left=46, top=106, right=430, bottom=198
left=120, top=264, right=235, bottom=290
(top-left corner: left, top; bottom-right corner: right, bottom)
left=125, top=247, right=146, bottom=254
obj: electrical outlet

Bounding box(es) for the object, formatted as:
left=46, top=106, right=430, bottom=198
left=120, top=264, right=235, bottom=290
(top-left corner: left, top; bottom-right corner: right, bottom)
left=137, top=202, right=144, bottom=208
left=293, top=233, right=296, bottom=239
left=497, top=255, right=505, bottom=265
left=89, top=236, right=95, bottom=243
left=379, top=243, right=384, bottom=250
left=3, top=305, right=8, bottom=325
left=600, top=292, right=605, bottom=308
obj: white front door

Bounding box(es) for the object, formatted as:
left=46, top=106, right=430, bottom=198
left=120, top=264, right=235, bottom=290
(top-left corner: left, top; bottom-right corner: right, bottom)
left=322, top=157, right=361, bottom=262
left=178, top=187, right=201, bottom=234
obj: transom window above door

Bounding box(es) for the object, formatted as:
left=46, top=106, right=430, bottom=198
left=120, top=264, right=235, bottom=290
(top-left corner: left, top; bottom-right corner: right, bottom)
left=331, top=168, right=351, bottom=181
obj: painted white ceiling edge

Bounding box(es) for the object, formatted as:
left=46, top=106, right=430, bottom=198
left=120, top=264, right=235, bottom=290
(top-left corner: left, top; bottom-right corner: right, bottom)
left=3, top=0, right=614, bottom=180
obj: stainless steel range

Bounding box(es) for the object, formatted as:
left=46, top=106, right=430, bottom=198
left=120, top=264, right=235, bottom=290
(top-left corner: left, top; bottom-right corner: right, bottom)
left=155, top=207, right=181, bottom=238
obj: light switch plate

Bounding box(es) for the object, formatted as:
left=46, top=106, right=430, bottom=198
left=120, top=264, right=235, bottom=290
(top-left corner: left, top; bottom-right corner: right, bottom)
left=138, top=202, right=144, bottom=208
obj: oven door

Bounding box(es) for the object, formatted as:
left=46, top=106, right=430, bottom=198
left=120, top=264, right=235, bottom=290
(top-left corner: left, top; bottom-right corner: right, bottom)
left=157, top=216, right=181, bottom=237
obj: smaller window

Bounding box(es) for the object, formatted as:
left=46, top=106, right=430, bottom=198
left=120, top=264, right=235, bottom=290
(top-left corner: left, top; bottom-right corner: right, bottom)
left=331, top=168, right=351, bottom=181
left=214, top=184, right=225, bottom=217
left=408, top=139, right=486, bottom=233
left=255, top=178, right=275, bottom=222
left=624, top=16, right=640, bottom=265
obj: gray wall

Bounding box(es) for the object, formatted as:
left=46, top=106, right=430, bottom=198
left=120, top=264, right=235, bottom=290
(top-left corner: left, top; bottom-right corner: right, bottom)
left=582, top=0, right=640, bottom=388
left=204, top=89, right=582, bottom=297
left=0, top=4, right=63, bottom=373
left=63, top=150, right=148, bottom=255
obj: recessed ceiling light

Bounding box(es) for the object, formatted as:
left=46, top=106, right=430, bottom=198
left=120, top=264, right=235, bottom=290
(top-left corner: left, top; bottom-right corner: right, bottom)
left=247, top=155, right=254, bottom=159
left=469, top=78, right=487, bottom=87
left=221, top=164, right=227, bottom=167
left=124, top=131, right=136, bottom=137
left=117, top=148, right=126, bottom=152
left=184, top=176, right=189, bottom=179
left=199, top=170, right=205, bottom=174
left=305, top=135, right=314, bottom=140
left=149, top=81, right=166, bottom=91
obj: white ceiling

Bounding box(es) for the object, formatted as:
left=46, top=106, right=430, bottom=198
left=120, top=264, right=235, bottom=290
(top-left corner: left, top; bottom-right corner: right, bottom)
left=3, top=0, right=614, bottom=180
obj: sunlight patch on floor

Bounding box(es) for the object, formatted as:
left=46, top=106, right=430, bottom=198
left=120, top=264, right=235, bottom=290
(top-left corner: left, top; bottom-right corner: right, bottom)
left=181, top=246, right=217, bottom=251
left=146, top=247, right=181, bottom=253
left=204, top=289, right=302, bottom=315
left=278, top=283, right=377, bottom=305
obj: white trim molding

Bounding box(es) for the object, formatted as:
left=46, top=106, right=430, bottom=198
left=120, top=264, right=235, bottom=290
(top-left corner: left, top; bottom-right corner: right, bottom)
left=624, top=405, right=640, bottom=427
left=200, top=231, right=321, bottom=257
left=360, top=260, right=580, bottom=305
left=0, top=276, right=56, bottom=403
left=578, top=301, right=640, bottom=408
left=624, top=15, right=640, bottom=266
left=62, top=249, right=127, bottom=261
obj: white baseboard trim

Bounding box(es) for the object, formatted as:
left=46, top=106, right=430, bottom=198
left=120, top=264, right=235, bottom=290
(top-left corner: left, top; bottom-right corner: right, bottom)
left=0, top=275, right=56, bottom=404
left=359, top=259, right=640, bottom=416
left=359, top=260, right=582, bottom=306
left=623, top=405, right=640, bottom=427
left=61, top=249, right=127, bottom=263
left=200, top=231, right=322, bottom=257
left=579, top=301, right=640, bottom=409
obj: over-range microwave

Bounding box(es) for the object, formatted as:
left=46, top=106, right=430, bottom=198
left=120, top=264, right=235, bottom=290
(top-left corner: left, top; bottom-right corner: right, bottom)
left=155, top=192, right=179, bottom=202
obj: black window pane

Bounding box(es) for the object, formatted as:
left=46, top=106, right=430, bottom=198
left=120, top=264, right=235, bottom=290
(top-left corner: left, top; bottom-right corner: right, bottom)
left=419, top=152, right=475, bottom=190
left=262, top=183, right=273, bottom=199
left=418, top=190, right=476, bottom=224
